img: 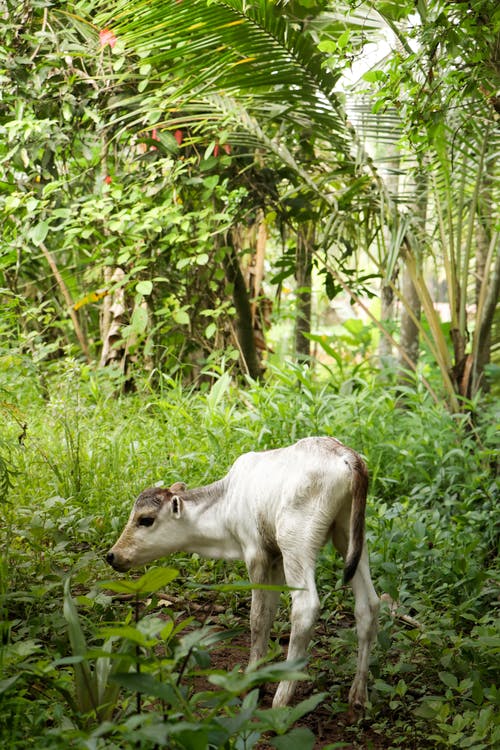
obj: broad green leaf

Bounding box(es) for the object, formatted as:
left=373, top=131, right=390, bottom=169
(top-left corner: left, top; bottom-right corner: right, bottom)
left=439, top=671, right=458, bottom=689
left=0, top=675, right=21, bottom=695
left=257, top=693, right=325, bottom=735
left=98, top=625, right=154, bottom=647
left=202, top=175, right=219, bottom=191
left=100, top=567, right=179, bottom=595
left=129, top=306, right=148, bottom=335
left=63, top=578, right=99, bottom=714
left=270, top=727, right=316, bottom=750
left=29, top=221, right=49, bottom=246
left=205, top=322, right=217, bottom=338
left=172, top=309, right=190, bottom=326
left=195, top=252, right=209, bottom=266
left=362, top=70, right=385, bottom=83
left=110, top=672, right=177, bottom=701
left=136, top=280, right=153, bottom=296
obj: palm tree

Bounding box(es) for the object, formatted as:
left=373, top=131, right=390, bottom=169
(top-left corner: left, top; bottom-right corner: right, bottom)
left=57, top=0, right=499, bottom=405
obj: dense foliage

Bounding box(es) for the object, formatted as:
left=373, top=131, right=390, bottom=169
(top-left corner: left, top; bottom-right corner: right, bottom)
left=1, top=0, right=498, bottom=400
left=0, top=364, right=498, bottom=748
left=0, top=0, right=499, bottom=747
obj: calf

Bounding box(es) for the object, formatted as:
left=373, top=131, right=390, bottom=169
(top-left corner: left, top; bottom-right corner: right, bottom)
left=106, top=436, right=379, bottom=709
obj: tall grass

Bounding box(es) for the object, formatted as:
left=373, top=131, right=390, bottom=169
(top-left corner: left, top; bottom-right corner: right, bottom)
left=0, top=360, right=498, bottom=748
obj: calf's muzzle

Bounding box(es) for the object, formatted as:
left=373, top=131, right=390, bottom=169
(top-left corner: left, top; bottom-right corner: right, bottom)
left=105, top=549, right=131, bottom=572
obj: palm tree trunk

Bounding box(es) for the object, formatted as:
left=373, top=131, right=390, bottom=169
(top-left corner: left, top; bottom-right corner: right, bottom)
left=472, top=237, right=500, bottom=395
left=397, top=166, right=427, bottom=382
left=223, top=241, right=262, bottom=380
left=379, top=148, right=400, bottom=366
left=295, top=223, right=314, bottom=361
left=398, top=271, right=421, bottom=378
left=471, top=153, right=497, bottom=395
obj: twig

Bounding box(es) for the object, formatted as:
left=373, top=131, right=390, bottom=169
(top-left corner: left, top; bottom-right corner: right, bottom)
left=39, top=242, right=91, bottom=362
left=381, top=593, right=422, bottom=630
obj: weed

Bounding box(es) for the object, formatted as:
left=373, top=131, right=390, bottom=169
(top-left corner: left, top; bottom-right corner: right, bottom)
left=0, top=366, right=498, bottom=748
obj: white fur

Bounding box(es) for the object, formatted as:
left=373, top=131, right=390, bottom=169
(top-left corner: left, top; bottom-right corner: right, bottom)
left=108, top=437, right=379, bottom=709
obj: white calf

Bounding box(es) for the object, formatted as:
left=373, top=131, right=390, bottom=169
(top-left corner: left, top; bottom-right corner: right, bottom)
left=106, top=436, right=379, bottom=709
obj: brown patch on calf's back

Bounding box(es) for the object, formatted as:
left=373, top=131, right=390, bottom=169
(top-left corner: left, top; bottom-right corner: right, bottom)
left=325, top=436, right=345, bottom=452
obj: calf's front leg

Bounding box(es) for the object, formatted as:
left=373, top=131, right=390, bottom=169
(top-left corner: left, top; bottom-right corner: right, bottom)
left=247, top=554, right=284, bottom=664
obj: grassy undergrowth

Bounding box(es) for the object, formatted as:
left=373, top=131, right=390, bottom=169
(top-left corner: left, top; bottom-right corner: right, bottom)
left=0, top=361, right=499, bottom=749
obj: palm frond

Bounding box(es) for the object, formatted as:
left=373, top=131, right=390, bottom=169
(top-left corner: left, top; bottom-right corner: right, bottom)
left=93, top=0, right=349, bottom=144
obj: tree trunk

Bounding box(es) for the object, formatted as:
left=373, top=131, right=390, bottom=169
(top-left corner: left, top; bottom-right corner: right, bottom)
left=397, top=166, right=427, bottom=382
left=224, top=242, right=262, bottom=380
left=379, top=148, right=400, bottom=366
left=471, top=153, right=497, bottom=396
left=99, top=267, right=126, bottom=368
left=473, top=244, right=500, bottom=395
left=379, top=283, right=395, bottom=365
left=398, top=271, right=421, bottom=379
left=295, top=223, right=313, bottom=361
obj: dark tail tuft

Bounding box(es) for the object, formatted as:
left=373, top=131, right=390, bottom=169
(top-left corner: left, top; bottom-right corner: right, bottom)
left=343, top=454, right=368, bottom=584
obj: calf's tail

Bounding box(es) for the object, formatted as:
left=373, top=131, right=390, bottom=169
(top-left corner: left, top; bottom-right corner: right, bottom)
left=343, top=454, right=368, bottom=584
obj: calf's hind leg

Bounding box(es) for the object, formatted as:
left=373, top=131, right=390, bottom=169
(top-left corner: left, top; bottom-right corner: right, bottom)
left=332, top=525, right=379, bottom=709
left=272, top=543, right=321, bottom=707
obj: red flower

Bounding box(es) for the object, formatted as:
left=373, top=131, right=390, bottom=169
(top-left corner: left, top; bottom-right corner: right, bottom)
left=174, top=129, right=183, bottom=146
left=213, top=142, right=231, bottom=158
left=150, top=128, right=160, bottom=151
left=99, top=28, right=117, bottom=49
left=104, top=175, right=112, bottom=184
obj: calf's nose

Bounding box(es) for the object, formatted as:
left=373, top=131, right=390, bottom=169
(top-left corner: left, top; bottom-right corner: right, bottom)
left=106, top=551, right=115, bottom=566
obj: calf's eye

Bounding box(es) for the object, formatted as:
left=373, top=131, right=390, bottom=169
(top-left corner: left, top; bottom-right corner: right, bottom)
left=138, top=517, right=155, bottom=527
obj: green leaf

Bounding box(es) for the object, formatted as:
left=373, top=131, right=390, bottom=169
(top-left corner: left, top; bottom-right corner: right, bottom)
left=111, top=672, right=177, bottom=701
left=305, top=333, right=342, bottom=366
left=0, top=675, right=21, bottom=695
left=196, top=252, right=209, bottom=266
left=136, top=280, right=153, bottom=296
left=100, top=567, right=179, bottom=596
left=362, top=70, right=385, bottom=83
left=337, top=31, right=350, bottom=50
left=129, top=306, right=148, bottom=335
left=173, top=308, right=190, bottom=326
left=203, top=175, right=219, bottom=191
left=318, top=40, right=337, bottom=54
left=205, top=322, right=217, bottom=339
left=63, top=578, right=99, bottom=714
left=414, top=700, right=439, bottom=719
left=439, top=671, right=458, bottom=689
left=29, top=221, right=49, bottom=246
left=270, top=727, right=316, bottom=749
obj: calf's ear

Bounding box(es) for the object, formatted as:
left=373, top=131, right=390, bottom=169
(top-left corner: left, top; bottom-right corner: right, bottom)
left=171, top=495, right=184, bottom=519
left=170, top=481, right=187, bottom=492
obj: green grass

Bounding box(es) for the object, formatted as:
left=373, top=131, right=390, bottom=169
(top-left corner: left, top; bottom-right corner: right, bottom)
left=0, top=360, right=498, bottom=748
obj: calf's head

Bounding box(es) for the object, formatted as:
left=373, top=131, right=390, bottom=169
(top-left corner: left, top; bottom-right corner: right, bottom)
left=106, top=482, right=186, bottom=572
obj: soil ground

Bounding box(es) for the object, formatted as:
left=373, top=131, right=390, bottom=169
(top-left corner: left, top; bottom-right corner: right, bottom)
left=168, top=593, right=389, bottom=750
